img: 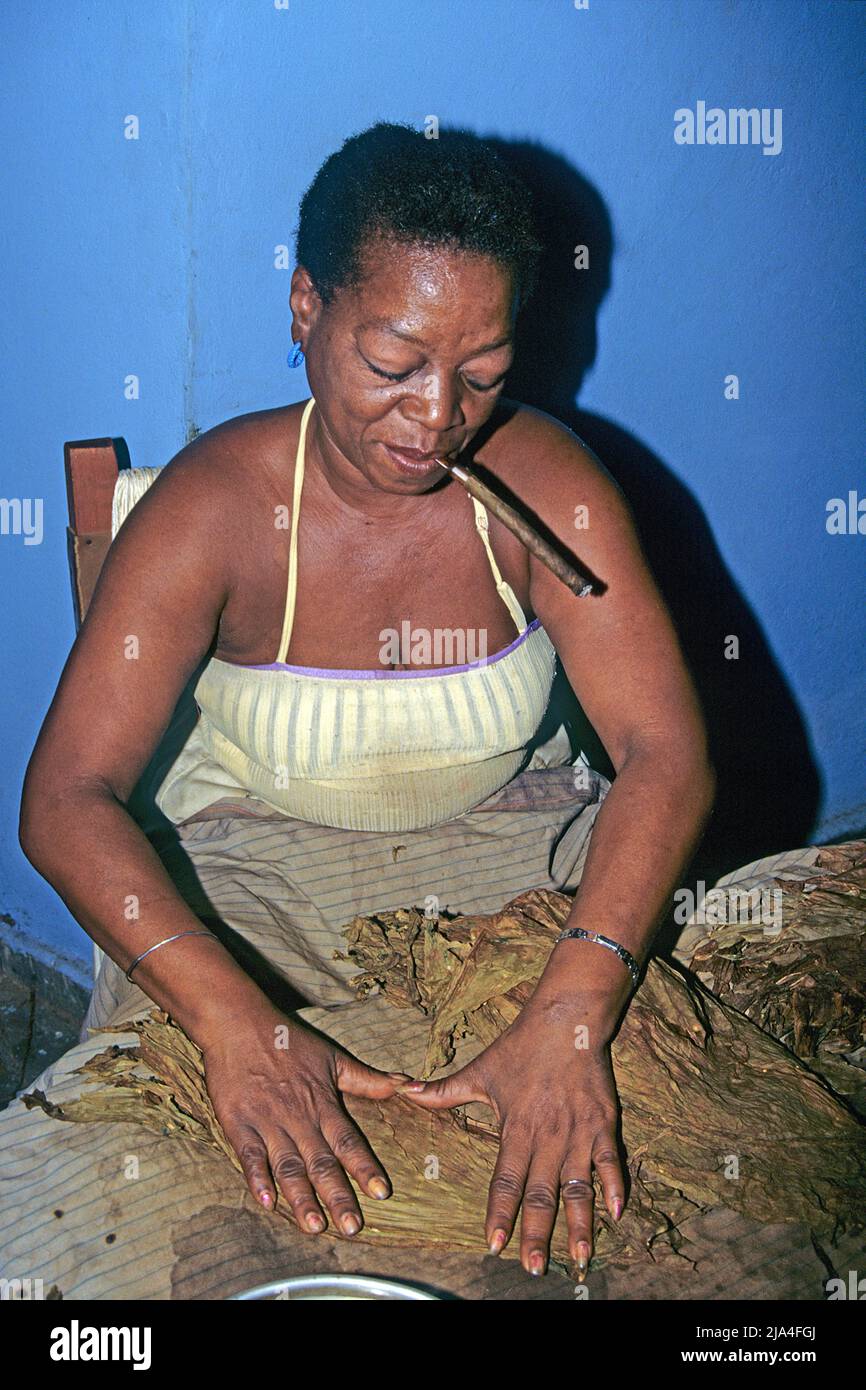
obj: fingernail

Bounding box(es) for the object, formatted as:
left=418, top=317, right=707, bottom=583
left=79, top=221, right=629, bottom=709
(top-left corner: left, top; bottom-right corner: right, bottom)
left=489, top=1228, right=507, bottom=1254
left=306, top=1212, right=325, bottom=1232
left=612, top=1197, right=623, bottom=1222
left=341, top=1213, right=361, bottom=1235
left=368, top=1177, right=390, bottom=1200
left=397, top=1081, right=426, bottom=1092
left=258, top=1191, right=272, bottom=1209
left=576, top=1241, right=591, bottom=1280
left=528, top=1251, right=546, bottom=1277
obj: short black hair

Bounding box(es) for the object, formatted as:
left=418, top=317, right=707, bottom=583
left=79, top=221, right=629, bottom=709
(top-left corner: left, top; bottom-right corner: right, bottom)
left=294, top=121, right=542, bottom=312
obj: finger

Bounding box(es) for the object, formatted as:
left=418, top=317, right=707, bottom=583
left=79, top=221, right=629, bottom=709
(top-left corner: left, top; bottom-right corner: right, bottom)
left=264, top=1129, right=328, bottom=1233
left=334, top=1052, right=417, bottom=1100
left=226, top=1121, right=277, bottom=1211
left=318, top=1103, right=394, bottom=1202
left=485, top=1123, right=530, bottom=1259
left=519, top=1155, right=564, bottom=1277
left=393, top=1061, right=487, bottom=1111
left=592, top=1130, right=626, bottom=1225
left=559, top=1155, right=595, bottom=1282
left=293, top=1123, right=366, bottom=1237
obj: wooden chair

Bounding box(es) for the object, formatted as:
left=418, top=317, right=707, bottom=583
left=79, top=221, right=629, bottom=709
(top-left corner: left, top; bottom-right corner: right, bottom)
left=64, top=438, right=127, bottom=628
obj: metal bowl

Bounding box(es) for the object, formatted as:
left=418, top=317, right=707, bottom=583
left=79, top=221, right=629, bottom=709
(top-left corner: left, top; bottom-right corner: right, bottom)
left=229, top=1273, right=441, bottom=1300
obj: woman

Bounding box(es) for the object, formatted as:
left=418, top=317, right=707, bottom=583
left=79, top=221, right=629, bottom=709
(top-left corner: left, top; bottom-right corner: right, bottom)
left=18, top=122, right=715, bottom=1284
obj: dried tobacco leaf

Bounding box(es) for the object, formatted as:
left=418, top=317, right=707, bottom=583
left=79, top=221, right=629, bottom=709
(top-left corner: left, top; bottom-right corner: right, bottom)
left=337, top=888, right=866, bottom=1233
left=24, top=1010, right=585, bottom=1268
left=24, top=888, right=866, bottom=1274
left=687, top=841, right=866, bottom=1116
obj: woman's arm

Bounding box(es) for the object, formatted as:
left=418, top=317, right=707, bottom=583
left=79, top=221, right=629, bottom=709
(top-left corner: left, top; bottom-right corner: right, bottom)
left=18, top=440, right=268, bottom=1044
left=518, top=409, right=716, bottom=1027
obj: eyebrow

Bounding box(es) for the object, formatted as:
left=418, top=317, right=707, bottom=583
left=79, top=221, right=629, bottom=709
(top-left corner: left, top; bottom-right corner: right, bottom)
left=361, top=319, right=513, bottom=355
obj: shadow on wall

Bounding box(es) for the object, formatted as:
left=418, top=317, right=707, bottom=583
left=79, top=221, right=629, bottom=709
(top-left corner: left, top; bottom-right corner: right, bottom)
left=488, top=136, right=821, bottom=888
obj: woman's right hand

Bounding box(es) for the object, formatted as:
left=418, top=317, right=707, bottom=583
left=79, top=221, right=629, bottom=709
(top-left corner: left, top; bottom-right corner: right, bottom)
left=198, top=1003, right=414, bottom=1236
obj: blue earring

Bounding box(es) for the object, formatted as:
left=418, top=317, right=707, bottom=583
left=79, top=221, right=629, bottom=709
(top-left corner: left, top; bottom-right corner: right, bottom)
left=287, top=339, right=305, bottom=369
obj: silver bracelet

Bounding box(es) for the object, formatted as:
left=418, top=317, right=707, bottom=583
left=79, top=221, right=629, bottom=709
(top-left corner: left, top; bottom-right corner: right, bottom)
left=125, top=930, right=219, bottom=982
left=554, top=927, right=641, bottom=988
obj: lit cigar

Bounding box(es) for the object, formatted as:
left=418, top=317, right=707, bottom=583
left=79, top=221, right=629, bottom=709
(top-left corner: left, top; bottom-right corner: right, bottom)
left=434, top=457, right=596, bottom=597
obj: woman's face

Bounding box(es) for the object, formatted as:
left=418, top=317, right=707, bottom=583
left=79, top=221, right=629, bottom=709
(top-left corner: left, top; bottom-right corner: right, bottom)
left=292, top=235, right=518, bottom=494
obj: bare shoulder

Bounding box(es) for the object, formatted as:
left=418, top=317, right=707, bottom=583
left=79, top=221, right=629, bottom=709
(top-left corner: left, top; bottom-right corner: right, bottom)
left=481, top=408, right=709, bottom=772
left=152, top=403, right=296, bottom=500
left=116, top=404, right=298, bottom=553
left=483, top=397, right=625, bottom=514
left=484, top=395, right=668, bottom=613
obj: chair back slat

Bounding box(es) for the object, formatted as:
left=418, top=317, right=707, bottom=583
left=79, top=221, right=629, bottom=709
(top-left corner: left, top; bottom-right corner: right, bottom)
left=63, top=439, right=122, bottom=627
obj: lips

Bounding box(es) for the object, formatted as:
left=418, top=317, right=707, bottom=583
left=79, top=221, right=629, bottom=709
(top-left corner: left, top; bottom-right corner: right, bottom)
left=382, top=443, right=450, bottom=477
left=384, top=445, right=441, bottom=460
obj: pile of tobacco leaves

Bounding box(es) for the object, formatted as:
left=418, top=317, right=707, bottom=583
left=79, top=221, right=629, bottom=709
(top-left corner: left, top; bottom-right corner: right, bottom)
left=687, top=841, right=866, bottom=1118
left=25, top=856, right=866, bottom=1277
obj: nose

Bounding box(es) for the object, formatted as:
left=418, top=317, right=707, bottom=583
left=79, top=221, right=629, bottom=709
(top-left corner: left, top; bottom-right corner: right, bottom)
left=401, top=371, right=466, bottom=437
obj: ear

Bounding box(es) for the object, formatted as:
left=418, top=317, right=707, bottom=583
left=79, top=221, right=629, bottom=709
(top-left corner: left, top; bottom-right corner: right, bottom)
left=289, top=264, right=324, bottom=339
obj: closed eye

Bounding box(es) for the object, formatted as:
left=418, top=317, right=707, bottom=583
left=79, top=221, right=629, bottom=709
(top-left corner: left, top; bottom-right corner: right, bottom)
left=366, top=360, right=412, bottom=383
left=466, top=373, right=509, bottom=392
left=363, top=356, right=507, bottom=392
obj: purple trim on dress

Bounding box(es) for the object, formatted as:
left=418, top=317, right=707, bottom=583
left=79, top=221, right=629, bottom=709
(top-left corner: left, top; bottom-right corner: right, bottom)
left=234, top=618, right=542, bottom=680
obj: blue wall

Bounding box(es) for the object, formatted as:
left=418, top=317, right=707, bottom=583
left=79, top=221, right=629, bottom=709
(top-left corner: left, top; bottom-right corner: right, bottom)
left=2, top=0, right=863, bottom=967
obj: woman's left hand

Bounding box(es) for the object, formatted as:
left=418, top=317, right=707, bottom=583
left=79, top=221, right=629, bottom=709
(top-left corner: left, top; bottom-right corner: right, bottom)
left=397, top=1001, right=626, bottom=1278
